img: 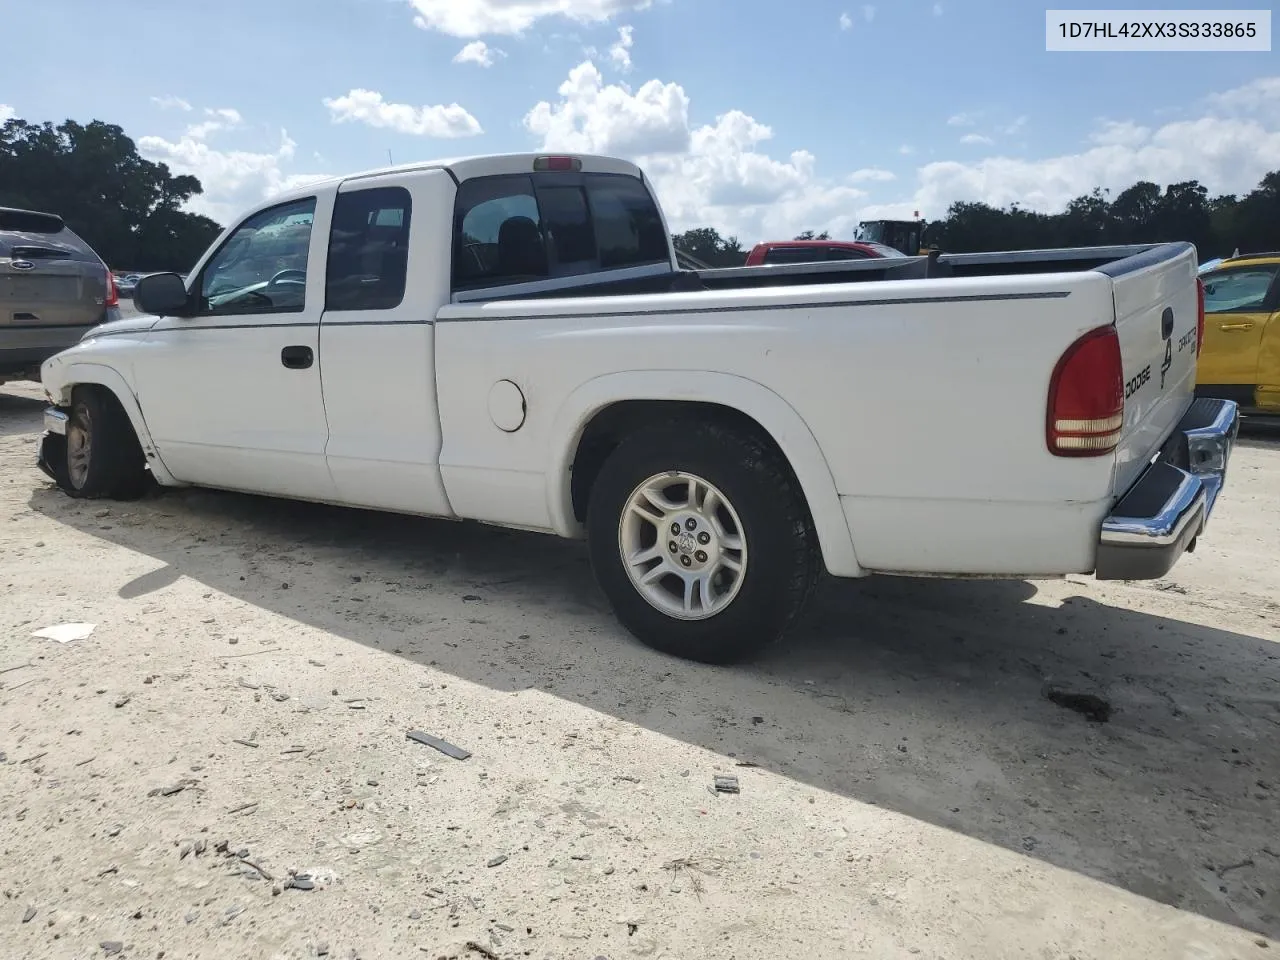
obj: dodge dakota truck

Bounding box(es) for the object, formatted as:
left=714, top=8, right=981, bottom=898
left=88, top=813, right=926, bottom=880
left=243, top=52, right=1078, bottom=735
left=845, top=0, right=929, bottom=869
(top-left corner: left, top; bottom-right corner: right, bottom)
left=36, top=152, right=1239, bottom=664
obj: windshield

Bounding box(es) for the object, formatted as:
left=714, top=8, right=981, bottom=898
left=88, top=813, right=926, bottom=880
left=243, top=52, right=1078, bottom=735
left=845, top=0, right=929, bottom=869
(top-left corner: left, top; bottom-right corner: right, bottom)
left=854, top=222, right=886, bottom=244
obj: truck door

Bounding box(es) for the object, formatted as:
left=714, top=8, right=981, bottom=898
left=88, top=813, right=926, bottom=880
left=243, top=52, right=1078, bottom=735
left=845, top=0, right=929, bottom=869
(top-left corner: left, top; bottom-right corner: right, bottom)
left=134, top=191, right=337, bottom=500
left=1198, top=262, right=1279, bottom=397
left=318, top=169, right=456, bottom=517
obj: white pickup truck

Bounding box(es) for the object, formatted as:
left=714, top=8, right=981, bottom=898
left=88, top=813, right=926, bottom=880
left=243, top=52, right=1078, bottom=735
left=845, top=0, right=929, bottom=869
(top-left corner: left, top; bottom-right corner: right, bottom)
left=36, top=152, right=1239, bottom=664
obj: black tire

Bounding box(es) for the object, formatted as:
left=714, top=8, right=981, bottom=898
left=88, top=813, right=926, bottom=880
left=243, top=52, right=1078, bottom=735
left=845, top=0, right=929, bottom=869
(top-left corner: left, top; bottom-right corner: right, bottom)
left=586, top=418, right=819, bottom=664
left=59, top=386, right=151, bottom=501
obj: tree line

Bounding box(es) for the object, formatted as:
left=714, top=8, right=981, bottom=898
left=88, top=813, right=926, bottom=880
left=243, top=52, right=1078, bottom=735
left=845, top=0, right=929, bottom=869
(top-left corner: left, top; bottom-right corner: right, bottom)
left=0, top=117, right=222, bottom=272
left=674, top=171, right=1280, bottom=265
left=5, top=114, right=1278, bottom=272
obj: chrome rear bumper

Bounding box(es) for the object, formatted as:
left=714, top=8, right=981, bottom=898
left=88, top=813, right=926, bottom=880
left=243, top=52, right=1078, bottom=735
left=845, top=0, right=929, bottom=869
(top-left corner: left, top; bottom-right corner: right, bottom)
left=1095, top=397, right=1239, bottom=581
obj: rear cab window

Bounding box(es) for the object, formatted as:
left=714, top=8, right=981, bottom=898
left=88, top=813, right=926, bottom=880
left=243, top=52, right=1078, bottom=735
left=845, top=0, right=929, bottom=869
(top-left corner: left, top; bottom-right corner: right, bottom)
left=451, top=171, right=669, bottom=293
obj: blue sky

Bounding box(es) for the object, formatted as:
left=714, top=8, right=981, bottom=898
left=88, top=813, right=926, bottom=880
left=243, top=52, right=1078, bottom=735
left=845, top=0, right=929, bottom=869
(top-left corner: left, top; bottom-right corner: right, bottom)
left=3, top=0, right=1278, bottom=242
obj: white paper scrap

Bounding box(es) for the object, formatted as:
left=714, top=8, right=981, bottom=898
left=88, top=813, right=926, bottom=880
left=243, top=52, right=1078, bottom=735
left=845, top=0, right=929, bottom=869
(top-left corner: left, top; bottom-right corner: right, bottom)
left=31, top=622, right=97, bottom=643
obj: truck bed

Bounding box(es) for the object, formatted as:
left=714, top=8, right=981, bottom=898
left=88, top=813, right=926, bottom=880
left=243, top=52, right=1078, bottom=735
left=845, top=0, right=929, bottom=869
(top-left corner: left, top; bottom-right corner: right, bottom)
left=469, top=243, right=1188, bottom=302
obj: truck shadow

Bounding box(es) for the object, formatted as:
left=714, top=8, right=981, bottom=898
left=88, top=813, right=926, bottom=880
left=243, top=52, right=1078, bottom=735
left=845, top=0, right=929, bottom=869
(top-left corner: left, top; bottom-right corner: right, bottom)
left=0, top=390, right=45, bottom=438
left=27, top=478, right=1280, bottom=940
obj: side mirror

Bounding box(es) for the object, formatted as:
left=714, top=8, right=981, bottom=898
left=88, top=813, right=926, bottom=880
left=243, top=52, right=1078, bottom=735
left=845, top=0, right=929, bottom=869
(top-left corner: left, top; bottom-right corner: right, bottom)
left=134, top=272, right=191, bottom=317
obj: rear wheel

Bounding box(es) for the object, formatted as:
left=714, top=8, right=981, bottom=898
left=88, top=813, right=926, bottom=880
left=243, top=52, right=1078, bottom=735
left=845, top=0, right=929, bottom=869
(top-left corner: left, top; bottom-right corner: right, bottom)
left=586, top=419, right=819, bottom=664
left=59, top=387, right=151, bottom=500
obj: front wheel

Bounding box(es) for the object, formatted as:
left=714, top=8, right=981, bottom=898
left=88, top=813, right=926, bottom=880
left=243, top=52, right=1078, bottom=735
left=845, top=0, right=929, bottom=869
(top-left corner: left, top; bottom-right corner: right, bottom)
left=586, top=419, right=819, bottom=664
left=58, top=387, right=151, bottom=500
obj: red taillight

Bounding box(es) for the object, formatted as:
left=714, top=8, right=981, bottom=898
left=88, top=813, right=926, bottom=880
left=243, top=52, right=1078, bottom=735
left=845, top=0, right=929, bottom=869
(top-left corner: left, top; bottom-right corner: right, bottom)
left=1195, top=277, right=1205, bottom=356
left=104, top=268, right=119, bottom=308
left=533, top=155, right=582, bottom=172
left=1047, top=325, right=1124, bottom=457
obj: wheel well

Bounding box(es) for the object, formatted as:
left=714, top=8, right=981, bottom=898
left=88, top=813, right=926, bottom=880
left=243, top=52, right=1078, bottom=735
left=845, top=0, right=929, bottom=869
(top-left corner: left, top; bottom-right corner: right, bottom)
left=69, top=383, right=142, bottom=442
left=569, top=399, right=814, bottom=525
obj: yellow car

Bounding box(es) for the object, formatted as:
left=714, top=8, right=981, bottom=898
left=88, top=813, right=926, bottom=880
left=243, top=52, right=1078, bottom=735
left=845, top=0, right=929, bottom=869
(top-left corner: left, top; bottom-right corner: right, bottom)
left=1197, top=252, right=1280, bottom=413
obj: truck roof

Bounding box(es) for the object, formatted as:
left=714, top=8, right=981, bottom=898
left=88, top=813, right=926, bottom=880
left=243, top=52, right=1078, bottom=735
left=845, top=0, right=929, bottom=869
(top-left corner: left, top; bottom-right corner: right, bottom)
left=267, top=153, right=646, bottom=206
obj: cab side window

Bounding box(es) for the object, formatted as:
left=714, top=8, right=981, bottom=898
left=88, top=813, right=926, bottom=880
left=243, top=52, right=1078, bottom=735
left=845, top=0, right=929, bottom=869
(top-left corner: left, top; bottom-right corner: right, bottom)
left=197, top=197, right=316, bottom=315
left=1202, top=265, right=1280, bottom=314
left=325, top=187, right=413, bottom=312
left=453, top=175, right=547, bottom=291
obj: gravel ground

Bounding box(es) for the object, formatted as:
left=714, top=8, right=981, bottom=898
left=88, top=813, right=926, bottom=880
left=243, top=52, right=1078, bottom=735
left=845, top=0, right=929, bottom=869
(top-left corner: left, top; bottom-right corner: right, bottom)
left=2, top=379, right=1279, bottom=960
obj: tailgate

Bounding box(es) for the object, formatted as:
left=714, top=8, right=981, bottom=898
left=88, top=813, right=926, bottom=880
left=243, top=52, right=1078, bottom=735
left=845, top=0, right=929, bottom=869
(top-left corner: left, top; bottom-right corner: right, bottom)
left=1105, top=242, right=1200, bottom=497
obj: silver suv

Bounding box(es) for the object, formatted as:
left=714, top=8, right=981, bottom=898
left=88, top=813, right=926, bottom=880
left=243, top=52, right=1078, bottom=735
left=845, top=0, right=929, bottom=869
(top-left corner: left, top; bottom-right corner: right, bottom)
left=1, top=206, right=119, bottom=384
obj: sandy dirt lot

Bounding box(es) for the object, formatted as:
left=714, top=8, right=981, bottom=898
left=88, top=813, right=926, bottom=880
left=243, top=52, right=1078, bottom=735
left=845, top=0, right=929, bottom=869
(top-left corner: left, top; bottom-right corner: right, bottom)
left=2, top=379, right=1279, bottom=960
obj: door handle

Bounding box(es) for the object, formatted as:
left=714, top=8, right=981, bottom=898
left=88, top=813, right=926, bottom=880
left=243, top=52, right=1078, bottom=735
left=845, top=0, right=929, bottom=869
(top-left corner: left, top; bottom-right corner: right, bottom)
left=281, top=345, right=314, bottom=369
left=1219, top=322, right=1255, bottom=332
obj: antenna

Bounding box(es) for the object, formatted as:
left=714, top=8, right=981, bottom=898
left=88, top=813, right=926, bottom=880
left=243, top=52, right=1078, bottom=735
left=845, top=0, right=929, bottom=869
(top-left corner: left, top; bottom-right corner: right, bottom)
left=387, top=149, right=394, bottom=165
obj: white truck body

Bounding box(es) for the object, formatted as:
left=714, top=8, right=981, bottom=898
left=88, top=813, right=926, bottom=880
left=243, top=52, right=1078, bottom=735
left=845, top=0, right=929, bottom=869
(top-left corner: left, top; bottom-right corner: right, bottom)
left=36, top=153, right=1239, bottom=663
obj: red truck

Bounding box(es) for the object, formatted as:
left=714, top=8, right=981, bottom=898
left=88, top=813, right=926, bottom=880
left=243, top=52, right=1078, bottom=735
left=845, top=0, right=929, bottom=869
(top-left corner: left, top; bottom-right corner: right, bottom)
left=744, top=239, right=908, bottom=266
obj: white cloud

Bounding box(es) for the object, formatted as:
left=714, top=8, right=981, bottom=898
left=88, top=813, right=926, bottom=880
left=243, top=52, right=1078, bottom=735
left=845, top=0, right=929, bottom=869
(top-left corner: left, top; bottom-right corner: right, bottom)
left=138, top=127, right=328, bottom=225
left=181, top=107, right=245, bottom=142
left=609, top=25, right=634, bottom=71
left=839, top=12, right=853, bottom=30
left=932, top=2, right=943, bottom=15
left=868, top=76, right=1280, bottom=221
left=150, top=95, right=192, bottom=112
left=947, top=112, right=976, bottom=127
left=407, top=0, right=653, bottom=38
left=323, top=89, right=483, bottom=138
left=0, top=104, right=15, bottom=123
left=524, top=61, right=868, bottom=242
left=960, top=133, right=993, bottom=145
left=848, top=168, right=896, bottom=183
left=1000, top=115, right=1028, bottom=136
left=862, top=4, right=876, bottom=22
left=525, top=61, right=691, bottom=156
left=1088, top=120, right=1149, bottom=148
left=1205, top=76, right=1280, bottom=117
left=453, top=40, right=504, bottom=66
left=899, top=144, right=914, bottom=155
left=207, top=107, right=243, bottom=124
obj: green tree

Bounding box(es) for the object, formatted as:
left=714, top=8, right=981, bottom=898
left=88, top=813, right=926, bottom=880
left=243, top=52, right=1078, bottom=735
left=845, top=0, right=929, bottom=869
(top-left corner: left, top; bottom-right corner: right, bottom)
left=671, top=227, right=747, bottom=267
left=0, top=116, right=222, bottom=271
left=793, top=230, right=831, bottom=241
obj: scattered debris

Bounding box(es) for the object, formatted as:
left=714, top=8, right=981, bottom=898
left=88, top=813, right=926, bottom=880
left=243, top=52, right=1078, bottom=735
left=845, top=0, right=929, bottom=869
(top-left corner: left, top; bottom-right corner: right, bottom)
left=100, top=941, right=124, bottom=956
left=239, top=859, right=274, bottom=881
left=217, top=647, right=281, bottom=659
left=0, top=663, right=32, bottom=676
left=97, top=866, right=119, bottom=878
left=1044, top=687, right=1113, bottom=723
left=407, top=730, right=472, bottom=761
left=20, top=752, right=47, bottom=765
left=461, top=595, right=483, bottom=603
left=1216, top=858, right=1255, bottom=878
left=21, top=905, right=36, bottom=923
left=31, top=623, right=95, bottom=643
left=465, top=942, right=499, bottom=959
left=713, top=775, right=740, bottom=795
left=271, top=692, right=290, bottom=702
left=233, top=739, right=259, bottom=749
left=113, top=696, right=131, bottom=709
left=148, top=782, right=191, bottom=798
left=734, top=761, right=760, bottom=768
left=486, top=855, right=509, bottom=868
left=227, top=801, right=259, bottom=815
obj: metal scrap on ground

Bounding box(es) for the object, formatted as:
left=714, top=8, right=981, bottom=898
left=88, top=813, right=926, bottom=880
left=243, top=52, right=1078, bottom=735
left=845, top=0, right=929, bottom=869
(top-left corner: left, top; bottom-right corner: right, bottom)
left=406, top=730, right=472, bottom=760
